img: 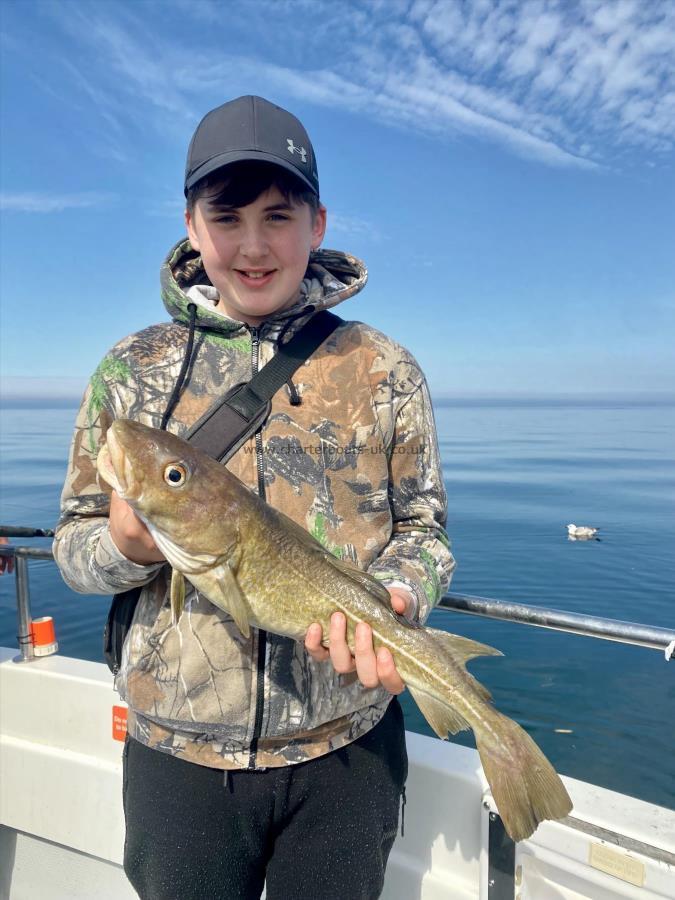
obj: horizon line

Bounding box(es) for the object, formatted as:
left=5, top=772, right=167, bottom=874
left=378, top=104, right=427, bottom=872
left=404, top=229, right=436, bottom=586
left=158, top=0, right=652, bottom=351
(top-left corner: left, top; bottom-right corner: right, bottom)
left=1, top=389, right=674, bottom=411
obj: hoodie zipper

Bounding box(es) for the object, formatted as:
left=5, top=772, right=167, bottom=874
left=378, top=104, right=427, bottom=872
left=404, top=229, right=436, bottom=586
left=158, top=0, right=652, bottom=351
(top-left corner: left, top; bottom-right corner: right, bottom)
left=248, top=325, right=267, bottom=768
left=251, top=327, right=267, bottom=499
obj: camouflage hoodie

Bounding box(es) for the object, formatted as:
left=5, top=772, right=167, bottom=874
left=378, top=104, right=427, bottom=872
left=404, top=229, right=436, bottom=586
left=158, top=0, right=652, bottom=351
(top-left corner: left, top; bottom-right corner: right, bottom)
left=54, top=239, right=456, bottom=769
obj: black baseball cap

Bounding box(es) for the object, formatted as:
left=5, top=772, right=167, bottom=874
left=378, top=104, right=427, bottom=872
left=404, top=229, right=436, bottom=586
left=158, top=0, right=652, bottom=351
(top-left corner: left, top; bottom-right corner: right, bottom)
left=184, top=95, right=319, bottom=197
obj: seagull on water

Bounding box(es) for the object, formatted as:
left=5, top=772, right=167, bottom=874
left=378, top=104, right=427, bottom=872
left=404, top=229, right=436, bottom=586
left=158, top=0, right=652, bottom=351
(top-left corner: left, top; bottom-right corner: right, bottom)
left=567, top=524, right=599, bottom=538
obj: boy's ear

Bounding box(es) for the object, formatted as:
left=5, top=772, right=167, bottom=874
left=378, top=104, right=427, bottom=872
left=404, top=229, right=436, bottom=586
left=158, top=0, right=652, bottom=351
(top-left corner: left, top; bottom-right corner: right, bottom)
left=311, top=204, right=327, bottom=251
left=185, top=208, right=200, bottom=251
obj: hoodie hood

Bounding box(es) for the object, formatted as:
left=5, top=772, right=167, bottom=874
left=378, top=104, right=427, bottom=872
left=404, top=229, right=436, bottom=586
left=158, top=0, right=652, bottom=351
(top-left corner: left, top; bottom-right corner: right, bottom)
left=160, top=238, right=368, bottom=335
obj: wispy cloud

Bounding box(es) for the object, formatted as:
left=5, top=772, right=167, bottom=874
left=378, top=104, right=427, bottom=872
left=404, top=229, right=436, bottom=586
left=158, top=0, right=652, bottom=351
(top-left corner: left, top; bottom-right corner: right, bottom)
left=19, top=0, right=674, bottom=171
left=49, top=3, right=193, bottom=121
left=0, top=192, right=114, bottom=213
left=146, top=198, right=187, bottom=218
left=326, top=213, right=382, bottom=242
left=22, top=0, right=196, bottom=164
left=408, top=0, right=675, bottom=158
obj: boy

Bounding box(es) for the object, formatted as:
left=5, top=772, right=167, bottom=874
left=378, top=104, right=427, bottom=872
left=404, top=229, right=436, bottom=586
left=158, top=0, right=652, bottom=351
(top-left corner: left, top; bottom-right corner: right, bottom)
left=54, top=95, right=455, bottom=899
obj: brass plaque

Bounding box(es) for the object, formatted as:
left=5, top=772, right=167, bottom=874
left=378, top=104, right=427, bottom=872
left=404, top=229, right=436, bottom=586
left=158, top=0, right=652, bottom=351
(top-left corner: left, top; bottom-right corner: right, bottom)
left=589, top=842, right=645, bottom=887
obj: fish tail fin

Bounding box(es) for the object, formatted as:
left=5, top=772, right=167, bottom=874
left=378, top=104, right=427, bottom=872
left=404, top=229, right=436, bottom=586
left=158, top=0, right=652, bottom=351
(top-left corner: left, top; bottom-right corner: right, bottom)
left=475, top=713, right=572, bottom=842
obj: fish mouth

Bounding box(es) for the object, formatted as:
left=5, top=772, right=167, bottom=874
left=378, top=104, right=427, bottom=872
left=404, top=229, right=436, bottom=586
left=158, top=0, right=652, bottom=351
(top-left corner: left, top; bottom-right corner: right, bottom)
left=96, top=424, right=140, bottom=501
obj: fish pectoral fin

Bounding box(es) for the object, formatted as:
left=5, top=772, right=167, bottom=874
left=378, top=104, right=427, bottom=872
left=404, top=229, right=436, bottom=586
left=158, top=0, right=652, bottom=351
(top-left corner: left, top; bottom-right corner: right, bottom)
left=189, top=562, right=251, bottom=639
left=170, top=569, right=186, bottom=626
left=214, top=563, right=251, bottom=640
left=408, top=686, right=470, bottom=738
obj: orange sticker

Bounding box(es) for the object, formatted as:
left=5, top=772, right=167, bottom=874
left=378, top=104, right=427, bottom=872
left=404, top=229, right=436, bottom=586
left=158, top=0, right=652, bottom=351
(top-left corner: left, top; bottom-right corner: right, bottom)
left=112, top=705, right=128, bottom=742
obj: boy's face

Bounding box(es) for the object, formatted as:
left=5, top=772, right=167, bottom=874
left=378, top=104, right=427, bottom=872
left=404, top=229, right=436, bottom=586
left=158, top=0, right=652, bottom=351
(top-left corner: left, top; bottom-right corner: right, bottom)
left=185, top=183, right=326, bottom=326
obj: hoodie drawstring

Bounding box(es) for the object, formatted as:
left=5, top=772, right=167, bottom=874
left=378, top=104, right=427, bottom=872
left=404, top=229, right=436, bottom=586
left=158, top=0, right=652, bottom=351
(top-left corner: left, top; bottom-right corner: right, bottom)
left=287, top=379, right=302, bottom=405
left=161, top=299, right=317, bottom=429
left=161, top=302, right=198, bottom=430
left=275, top=307, right=314, bottom=408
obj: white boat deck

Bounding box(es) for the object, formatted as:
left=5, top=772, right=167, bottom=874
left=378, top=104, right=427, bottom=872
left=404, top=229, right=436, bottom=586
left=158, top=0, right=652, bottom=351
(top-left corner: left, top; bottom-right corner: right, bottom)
left=1, top=647, right=674, bottom=899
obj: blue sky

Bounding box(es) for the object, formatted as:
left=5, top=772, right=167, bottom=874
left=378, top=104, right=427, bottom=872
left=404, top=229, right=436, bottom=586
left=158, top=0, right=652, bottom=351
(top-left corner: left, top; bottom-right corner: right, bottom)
left=1, top=0, right=673, bottom=399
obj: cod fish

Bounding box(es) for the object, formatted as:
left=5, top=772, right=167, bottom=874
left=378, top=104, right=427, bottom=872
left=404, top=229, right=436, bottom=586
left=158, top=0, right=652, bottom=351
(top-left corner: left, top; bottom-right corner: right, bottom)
left=97, top=419, right=572, bottom=841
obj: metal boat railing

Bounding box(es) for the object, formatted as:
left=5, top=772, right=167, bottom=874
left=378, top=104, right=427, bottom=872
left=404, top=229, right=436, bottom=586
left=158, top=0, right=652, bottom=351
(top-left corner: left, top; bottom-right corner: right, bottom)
left=1, top=524, right=674, bottom=663
left=437, top=593, right=675, bottom=655
left=1, top=527, right=56, bottom=662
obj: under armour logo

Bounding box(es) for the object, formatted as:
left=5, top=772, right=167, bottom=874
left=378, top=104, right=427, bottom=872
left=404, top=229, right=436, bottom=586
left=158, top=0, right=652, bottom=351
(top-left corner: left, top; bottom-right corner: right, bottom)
left=286, top=139, right=307, bottom=163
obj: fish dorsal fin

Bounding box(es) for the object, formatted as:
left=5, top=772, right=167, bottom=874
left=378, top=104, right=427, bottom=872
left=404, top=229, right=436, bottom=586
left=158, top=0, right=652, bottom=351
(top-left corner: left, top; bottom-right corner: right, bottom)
left=428, top=628, right=503, bottom=663
left=267, top=505, right=391, bottom=605
left=170, top=569, right=186, bottom=626
left=408, top=686, right=470, bottom=737
left=427, top=628, right=502, bottom=702
left=326, top=553, right=392, bottom=604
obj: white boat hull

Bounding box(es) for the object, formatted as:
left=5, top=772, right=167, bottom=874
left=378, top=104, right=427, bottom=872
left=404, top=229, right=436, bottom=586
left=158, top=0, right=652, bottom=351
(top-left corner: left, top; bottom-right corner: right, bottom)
left=1, top=648, right=673, bottom=899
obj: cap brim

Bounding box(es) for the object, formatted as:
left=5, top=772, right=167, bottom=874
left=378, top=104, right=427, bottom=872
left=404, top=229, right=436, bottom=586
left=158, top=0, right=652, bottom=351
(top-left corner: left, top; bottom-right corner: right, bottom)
left=184, top=150, right=318, bottom=196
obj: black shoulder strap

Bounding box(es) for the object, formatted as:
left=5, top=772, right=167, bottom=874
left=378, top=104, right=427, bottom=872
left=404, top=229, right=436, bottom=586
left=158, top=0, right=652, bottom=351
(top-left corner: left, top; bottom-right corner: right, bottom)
left=185, top=310, right=342, bottom=462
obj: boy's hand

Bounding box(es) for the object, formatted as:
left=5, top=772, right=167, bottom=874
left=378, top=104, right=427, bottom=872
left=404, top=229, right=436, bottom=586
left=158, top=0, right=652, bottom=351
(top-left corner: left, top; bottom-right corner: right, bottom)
left=304, top=588, right=414, bottom=695
left=109, top=491, right=166, bottom=565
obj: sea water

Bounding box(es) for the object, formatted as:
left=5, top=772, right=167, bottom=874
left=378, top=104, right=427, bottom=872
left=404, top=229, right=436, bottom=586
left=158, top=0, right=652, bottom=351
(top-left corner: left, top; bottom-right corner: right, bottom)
left=0, top=398, right=673, bottom=810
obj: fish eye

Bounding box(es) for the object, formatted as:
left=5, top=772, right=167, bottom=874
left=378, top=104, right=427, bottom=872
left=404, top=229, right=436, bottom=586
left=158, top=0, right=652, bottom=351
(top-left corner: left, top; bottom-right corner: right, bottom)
left=164, top=463, right=187, bottom=487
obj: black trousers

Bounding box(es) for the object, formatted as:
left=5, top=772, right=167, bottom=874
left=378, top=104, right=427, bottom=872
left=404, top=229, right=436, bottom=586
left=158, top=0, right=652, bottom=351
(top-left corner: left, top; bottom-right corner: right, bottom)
left=123, top=699, right=408, bottom=900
